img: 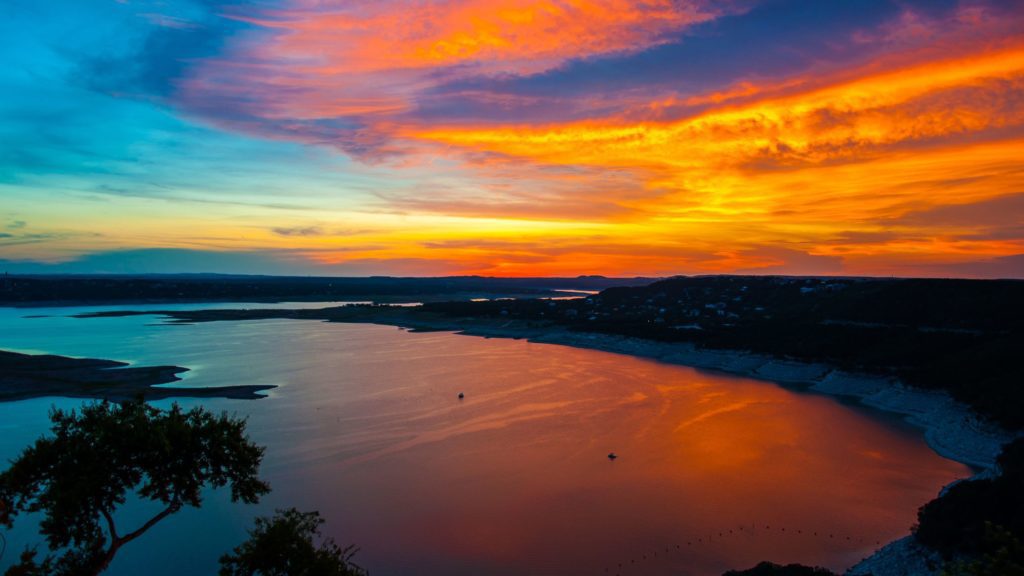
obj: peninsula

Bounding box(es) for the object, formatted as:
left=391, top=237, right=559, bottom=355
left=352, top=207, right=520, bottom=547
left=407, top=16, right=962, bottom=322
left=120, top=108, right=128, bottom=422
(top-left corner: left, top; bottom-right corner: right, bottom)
left=0, top=350, right=275, bottom=401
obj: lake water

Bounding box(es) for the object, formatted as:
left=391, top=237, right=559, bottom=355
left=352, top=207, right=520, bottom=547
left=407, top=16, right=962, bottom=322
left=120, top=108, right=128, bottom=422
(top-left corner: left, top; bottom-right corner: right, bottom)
left=0, top=305, right=970, bottom=575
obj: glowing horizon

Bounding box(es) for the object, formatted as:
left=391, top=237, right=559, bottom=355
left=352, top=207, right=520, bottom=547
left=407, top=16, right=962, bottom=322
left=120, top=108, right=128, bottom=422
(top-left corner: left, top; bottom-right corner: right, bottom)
left=1, top=0, right=1023, bottom=277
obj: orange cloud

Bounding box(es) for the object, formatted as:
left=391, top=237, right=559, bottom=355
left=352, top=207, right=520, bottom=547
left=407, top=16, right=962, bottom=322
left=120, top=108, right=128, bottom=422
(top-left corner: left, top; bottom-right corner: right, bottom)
left=234, top=0, right=716, bottom=75
left=357, top=43, right=1024, bottom=276
left=53, top=1, right=1024, bottom=278
left=180, top=0, right=727, bottom=134
left=410, top=44, right=1024, bottom=167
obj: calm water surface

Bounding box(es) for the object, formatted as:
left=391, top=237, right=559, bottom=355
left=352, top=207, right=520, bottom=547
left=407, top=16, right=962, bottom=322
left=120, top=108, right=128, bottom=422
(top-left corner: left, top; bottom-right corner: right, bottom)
left=0, top=305, right=970, bottom=575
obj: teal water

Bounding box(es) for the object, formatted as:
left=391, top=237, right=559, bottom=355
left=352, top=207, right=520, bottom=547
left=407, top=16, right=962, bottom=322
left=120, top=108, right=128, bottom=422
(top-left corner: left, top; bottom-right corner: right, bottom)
left=0, top=305, right=970, bottom=575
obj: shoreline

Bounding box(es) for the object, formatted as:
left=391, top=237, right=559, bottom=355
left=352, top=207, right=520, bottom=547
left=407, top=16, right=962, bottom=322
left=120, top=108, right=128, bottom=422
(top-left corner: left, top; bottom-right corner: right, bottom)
left=356, top=316, right=1019, bottom=576
left=0, top=349, right=276, bottom=402
left=0, top=291, right=568, bottom=309
left=76, top=306, right=1019, bottom=469
left=71, top=306, right=1020, bottom=574
left=361, top=315, right=1017, bottom=471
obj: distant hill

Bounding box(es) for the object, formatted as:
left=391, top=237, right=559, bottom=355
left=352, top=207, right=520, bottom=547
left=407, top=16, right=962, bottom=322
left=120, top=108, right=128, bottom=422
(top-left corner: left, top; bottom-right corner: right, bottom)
left=0, top=274, right=657, bottom=305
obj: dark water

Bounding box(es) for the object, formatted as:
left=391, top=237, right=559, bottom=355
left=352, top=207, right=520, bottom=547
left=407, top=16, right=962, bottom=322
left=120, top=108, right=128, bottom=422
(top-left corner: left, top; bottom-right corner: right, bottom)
left=0, top=306, right=969, bottom=575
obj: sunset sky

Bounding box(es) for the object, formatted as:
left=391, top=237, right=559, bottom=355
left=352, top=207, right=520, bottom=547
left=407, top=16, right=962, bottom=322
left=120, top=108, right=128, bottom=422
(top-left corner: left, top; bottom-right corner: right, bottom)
left=2, top=0, right=1023, bottom=277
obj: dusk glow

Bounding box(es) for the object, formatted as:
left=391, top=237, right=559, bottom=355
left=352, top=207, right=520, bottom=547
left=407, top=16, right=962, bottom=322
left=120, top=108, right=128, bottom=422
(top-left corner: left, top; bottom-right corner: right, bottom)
left=2, top=0, right=1023, bottom=277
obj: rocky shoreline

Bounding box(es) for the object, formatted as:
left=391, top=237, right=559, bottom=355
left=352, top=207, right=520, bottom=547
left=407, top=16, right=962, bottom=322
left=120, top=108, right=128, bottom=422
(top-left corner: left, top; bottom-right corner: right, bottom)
left=381, top=318, right=1019, bottom=576
left=436, top=324, right=1017, bottom=470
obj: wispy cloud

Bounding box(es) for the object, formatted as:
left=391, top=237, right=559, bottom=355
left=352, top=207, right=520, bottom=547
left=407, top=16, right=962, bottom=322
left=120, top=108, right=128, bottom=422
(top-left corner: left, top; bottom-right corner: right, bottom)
left=271, top=225, right=324, bottom=237
left=175, top=0, right=735, bottom=158
left=4, top=0, right=1024, bottom=277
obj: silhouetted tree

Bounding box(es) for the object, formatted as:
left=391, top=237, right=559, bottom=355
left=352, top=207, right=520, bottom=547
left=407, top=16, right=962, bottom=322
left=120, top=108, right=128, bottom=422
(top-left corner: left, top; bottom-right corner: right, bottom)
left=0, top=400, right=270, bottom=575
left=941, top=523, right=1024, bottom=576
left=722, top=561, right=836, bottom=576
left=219, top=508, right=366, bottom=576
left=915, top=438, right=1024, bottom=558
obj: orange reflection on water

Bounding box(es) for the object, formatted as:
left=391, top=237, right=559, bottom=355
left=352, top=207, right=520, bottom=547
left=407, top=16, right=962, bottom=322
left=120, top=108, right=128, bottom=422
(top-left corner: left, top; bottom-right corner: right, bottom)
left=231, top=323, right=971, bottom=576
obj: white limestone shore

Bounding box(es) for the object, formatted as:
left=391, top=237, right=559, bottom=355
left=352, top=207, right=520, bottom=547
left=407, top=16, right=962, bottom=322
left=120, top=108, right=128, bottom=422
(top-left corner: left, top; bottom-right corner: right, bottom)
left=448, top=327, right=1016, bottom=471
left=398, top=321, right=1019, bottom=576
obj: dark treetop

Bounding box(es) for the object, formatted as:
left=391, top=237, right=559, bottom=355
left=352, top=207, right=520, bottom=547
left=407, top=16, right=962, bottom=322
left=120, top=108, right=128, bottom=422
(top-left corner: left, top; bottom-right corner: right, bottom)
left=0, top=401, right=271, bottom=575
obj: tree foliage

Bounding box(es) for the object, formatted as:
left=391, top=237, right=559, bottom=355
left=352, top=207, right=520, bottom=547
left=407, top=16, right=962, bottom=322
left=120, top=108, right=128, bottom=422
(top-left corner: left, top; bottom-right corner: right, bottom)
left=722, top=561, right=836, bottom=576
left=0, top=400, right=270, bottom=575
left=915, top=438, right=1024, bottom=563
left=940, top=523, right=1024, bottom=576
left=219, top=508, right=366, bottom=576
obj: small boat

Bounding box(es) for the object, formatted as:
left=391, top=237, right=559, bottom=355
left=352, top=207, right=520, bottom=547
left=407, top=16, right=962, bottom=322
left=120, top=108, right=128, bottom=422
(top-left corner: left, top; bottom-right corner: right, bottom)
left=607, top=452, right=617, bottom=460
left=457, top=392, right=465, bottom=399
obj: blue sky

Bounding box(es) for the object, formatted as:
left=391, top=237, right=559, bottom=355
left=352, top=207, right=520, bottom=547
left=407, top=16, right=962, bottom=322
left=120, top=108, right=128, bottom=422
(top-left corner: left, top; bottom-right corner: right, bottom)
left=2, top=0, right=1023, bottom=277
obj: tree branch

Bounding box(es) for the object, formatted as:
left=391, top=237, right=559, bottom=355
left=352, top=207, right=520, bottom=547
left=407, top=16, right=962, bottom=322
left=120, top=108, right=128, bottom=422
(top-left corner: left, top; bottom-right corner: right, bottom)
left=119, top=502, right=181, bottom=545
left=101, top=508, right=119, bottom=542
left=92, top=504, right=181, bottom=576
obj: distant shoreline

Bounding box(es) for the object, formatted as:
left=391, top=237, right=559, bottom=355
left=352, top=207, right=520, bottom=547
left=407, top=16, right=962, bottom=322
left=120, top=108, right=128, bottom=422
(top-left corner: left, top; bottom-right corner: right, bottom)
left=0, top=291, right=566, bottom=309
left=0, top=274, right=652, bottom=307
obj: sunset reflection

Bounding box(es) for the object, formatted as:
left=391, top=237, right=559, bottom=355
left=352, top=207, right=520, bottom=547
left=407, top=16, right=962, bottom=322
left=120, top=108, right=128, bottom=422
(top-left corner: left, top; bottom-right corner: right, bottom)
left=239, top=324, right=969, bottom=575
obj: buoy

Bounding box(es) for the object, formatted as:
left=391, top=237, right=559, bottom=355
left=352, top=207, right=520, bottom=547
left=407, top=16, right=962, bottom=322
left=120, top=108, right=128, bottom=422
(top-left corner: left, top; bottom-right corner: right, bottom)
left=458, top=392, right=464, bottom=399
left=607, top=452, right=617, bottom=460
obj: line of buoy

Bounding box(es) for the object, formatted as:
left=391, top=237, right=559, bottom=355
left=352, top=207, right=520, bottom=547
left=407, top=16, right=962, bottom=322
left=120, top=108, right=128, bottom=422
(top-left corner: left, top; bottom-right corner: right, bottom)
left=603, top=524, right=890, bottom=574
